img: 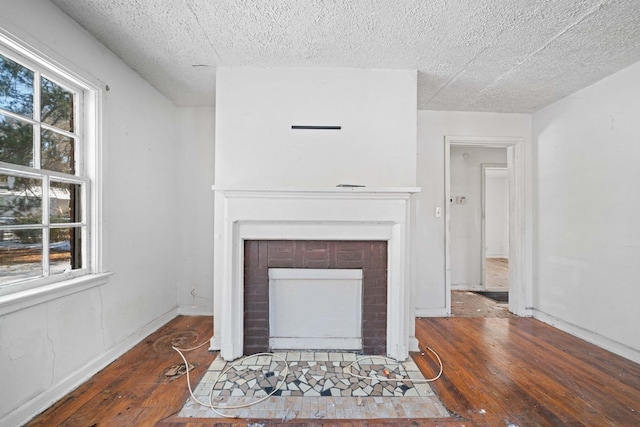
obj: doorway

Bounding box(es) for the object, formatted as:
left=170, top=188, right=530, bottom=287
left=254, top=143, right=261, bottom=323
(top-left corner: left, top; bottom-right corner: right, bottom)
left=444, top=136, right=529, bottom=317
left=482, top=164, right=509, bottom=292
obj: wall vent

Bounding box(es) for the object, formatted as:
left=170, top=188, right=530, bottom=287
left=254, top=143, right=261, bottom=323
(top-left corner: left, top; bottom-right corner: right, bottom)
left=291, top=125, right=341, bottom=130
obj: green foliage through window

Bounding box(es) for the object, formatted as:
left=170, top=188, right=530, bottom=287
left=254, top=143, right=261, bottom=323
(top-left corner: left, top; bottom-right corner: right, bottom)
left=0, top=54, right=34, bottom=118
left=1, top=48, right=84, bottom=287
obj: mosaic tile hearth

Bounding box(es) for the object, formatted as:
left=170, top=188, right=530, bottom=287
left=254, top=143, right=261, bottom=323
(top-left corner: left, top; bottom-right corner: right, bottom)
left=178, top=351, right=449, bottom=420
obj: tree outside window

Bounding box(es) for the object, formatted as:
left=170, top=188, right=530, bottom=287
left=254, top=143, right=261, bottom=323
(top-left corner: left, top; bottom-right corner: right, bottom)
left=0, top=50, right=85, bottom=287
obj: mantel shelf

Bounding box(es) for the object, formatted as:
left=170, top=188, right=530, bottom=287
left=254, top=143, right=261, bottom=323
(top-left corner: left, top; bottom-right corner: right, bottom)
left=211, top=185, right=421, bottom=194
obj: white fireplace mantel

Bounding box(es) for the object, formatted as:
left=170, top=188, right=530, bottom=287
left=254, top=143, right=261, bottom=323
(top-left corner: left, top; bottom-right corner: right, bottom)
left=210, top=186, right=421, bottom=361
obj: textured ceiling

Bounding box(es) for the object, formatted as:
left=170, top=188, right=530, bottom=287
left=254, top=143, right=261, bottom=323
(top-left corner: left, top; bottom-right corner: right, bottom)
left=50, top=0, right=640, bottom=112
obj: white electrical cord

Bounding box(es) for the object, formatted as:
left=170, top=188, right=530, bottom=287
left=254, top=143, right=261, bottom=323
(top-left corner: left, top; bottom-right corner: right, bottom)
left=343, top=346, right=443, bottom=382
left=172, top=345, right=289, bottom=419
left=174, top=340, right=209, bottom=352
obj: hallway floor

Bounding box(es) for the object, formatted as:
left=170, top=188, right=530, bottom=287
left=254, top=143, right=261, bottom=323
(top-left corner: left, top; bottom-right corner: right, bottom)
left=451, top=290, right=514, bottom=318
left=485, top=257, right=509, bottom=290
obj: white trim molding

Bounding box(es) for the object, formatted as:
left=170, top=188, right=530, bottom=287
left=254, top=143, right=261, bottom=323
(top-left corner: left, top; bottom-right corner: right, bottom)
left=177, top=304, right=213, bottom=316
left=211, top=186, right=420, bottom=362
left=414, top=308, right=449, bottom=317
left=0, top=274, right=112, bottom=317
left=445, top=136, right=532, bottom=317
left=533, top=309, right=640, bottom=364
left=0, top=26, right=108, bottom=300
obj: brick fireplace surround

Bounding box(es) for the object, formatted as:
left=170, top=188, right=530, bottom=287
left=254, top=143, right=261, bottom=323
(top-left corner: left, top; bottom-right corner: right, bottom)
left=244, top=240, right=388, bottom=355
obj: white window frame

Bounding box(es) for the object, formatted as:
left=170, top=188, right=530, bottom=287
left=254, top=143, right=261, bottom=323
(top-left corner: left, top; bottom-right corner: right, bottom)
left=0, top=28, right=109, bottom=315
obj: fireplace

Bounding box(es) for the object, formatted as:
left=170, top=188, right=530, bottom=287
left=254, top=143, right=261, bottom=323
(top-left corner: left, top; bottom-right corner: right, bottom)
left=244, top=240, right=387, bottom=355
left=211, top=186, right=420, bottom=361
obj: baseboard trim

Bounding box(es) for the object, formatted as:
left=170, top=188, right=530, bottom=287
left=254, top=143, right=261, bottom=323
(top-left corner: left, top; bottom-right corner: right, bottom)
left=451, top=284, right=484, bottom=291
left=414, top=308, right=449, bottom=317
left=3, top=307, right=178, bottom=427
left=409, top=336, right=420, bottom=353
left=532, top=309, right=640, bottom=364
left=177, top=304, right=213, bottom=316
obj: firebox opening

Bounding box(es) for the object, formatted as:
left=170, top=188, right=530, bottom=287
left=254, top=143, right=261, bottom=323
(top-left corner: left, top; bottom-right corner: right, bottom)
left=243, top=240, right=388, bottom=356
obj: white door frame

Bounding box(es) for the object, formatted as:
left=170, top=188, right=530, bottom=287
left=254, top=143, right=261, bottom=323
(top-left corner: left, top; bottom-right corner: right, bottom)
left=481, top=164, right=508, bottom=290
left=445, top=136, right=531, bottom=316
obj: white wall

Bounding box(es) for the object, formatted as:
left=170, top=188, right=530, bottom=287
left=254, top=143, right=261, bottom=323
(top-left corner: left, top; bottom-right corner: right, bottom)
left=0, top=2, right=179, bottom=424
left=485, top=169, right=509, bottom=258
left=532, top=61, right=640, bottom=361
left=215, top=67, right=417, bottom=187
left=414, top=111, right=531, bottom=315
left=176, top=107, right=215, bottom=314
left=450, top=146, right=507, bottom=289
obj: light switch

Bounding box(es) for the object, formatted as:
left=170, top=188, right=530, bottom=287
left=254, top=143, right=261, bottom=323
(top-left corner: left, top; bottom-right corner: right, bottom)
left=435, top=207, right=442, bottom=217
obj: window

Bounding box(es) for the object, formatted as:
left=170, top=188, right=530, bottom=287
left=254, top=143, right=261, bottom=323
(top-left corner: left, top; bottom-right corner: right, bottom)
left=0, top=34, right=102, bottom=297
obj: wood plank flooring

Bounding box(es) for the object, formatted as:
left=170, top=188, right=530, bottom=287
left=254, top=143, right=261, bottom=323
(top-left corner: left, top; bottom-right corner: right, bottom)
left=26, top=315, right=640, bottom=426
left=25, top=316, right=214, bottom=427
left=415, top=317, right=640, bottom=426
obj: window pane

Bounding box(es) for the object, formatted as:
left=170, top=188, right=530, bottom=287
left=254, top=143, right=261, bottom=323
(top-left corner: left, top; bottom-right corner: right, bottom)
left=41, top=129, right=74, bottom=174
left=41, top=77, right=74, bottom=132
left=0, top=54, right=34, bottom=118
left=50, top=226, right=81, bottom=274
left=0, top=229, right=43, bottom=286
left=50, top=181, right=81, bottom=223
left=0, top=113, right=34, bottom=167
left=0, top=174, right=42, bottom=225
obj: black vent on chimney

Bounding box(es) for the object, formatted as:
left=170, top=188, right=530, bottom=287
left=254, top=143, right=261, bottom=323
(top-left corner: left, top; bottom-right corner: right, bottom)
left=291, top=125, right=341, bottom=130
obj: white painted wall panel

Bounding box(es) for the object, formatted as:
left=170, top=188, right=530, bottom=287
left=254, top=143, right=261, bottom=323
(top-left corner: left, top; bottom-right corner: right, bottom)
left=214, top=67, right=417, bottom=187
left=0, top=2, right=178, bottom=424
left=485, top=169, right=509, bottom=258
left=414, top=111, right=531, bottom=314
left=176, top=108, right=215, bottom=314
left=533, top=61, right=640, bottom=358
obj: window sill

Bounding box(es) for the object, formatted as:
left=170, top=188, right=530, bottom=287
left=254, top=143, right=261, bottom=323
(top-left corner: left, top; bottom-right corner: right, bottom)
left=0, top=272, right=113, bottom=317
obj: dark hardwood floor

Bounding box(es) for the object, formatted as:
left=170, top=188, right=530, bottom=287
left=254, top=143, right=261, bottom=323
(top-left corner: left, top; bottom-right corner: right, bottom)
left=415, top=317, right=640, bottom=426
left=26, top=315, right=640, bottom=426
left=25, top=316, right=215, bottom=427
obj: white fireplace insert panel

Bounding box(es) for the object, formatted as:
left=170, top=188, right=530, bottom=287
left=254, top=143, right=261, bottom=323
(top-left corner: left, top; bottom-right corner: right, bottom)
left=269, top=268, right=363, bottom=350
